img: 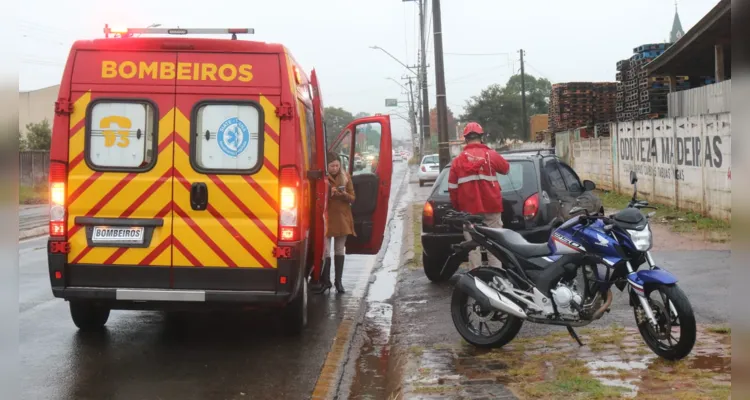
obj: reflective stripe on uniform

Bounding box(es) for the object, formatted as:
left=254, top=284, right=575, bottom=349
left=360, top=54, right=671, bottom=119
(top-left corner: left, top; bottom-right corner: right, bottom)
left=447, top=183, right=458, bottom=189
left=456, top=174, right=497, bottom=185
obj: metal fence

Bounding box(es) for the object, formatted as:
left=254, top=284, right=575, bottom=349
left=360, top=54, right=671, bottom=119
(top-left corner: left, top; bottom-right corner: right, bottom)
left=668, top=80, right=731, bottom=118
left=19, top=151, right=50, bottom=188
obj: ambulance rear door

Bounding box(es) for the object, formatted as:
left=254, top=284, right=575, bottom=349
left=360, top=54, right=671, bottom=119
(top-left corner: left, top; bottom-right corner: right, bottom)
left=170, top=52, right=282, bottom=291
left=64, top=50, right=178, bottom=289
left=309, top=69, right=329, bottom=280
left=328, top=115, right=393, bottom=254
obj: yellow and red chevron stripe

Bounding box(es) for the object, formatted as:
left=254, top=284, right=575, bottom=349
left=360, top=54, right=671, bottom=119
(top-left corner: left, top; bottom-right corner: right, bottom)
left=66, top=92, right=281, bottom=270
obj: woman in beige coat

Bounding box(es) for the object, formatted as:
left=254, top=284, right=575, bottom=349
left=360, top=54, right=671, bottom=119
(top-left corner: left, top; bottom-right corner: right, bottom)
left=316, top=152, right=356, bottom=294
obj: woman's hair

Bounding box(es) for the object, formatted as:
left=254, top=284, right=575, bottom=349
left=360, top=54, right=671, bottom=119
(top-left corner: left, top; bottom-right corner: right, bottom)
left=327, top=152, right=341, bottom=164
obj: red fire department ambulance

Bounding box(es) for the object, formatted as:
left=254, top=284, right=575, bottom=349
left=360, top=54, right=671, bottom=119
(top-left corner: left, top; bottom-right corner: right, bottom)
left=47, top=26, right=393, bottom=333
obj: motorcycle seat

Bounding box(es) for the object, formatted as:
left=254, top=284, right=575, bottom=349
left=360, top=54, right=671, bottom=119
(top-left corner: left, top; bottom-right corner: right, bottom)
left=475, top=226, right=551, bottom=258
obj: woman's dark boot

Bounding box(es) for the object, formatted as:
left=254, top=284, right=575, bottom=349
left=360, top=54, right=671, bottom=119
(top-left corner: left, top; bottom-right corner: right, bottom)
left=334, top=255, right=346, bottom=294
left=315, top=257, right=332, bottom=294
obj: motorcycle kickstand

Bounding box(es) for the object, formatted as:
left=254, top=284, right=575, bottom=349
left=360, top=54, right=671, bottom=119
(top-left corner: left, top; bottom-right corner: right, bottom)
left=566, top=326, right=584, bottom=347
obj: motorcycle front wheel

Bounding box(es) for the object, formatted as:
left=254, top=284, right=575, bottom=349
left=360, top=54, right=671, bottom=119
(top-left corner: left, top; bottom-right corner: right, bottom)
left=634, top=284, right=696, bottom=361
left=450, top=267, right=524, bottom=348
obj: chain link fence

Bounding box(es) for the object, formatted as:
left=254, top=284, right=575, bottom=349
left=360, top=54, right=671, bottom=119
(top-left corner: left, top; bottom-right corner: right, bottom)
left=19, top=151, right=50, bottom=188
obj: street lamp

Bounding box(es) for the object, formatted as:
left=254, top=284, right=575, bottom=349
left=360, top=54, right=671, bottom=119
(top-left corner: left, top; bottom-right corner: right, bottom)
left=369, top=46, right=418, bottom=76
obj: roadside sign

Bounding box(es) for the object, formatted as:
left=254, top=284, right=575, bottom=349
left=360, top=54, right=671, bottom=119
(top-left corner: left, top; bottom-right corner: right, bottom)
left=385, top=98, right=398, bottom=107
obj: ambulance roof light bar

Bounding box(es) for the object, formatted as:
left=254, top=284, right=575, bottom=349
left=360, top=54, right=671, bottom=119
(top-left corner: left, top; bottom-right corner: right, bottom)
left=104, top=24, right=254, bottom=40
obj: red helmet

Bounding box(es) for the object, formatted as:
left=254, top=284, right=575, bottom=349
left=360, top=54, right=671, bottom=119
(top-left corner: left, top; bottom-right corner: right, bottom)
left=462, top=122, right=484, bottom=138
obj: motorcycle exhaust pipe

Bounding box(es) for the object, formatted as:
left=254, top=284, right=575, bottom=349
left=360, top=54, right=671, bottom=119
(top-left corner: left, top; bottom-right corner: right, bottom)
left=455, top=274, right=527, bottom=319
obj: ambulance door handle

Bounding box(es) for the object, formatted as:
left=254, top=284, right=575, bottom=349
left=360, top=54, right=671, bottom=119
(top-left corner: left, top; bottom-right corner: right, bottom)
left=190, top=182, right=208, bottom=211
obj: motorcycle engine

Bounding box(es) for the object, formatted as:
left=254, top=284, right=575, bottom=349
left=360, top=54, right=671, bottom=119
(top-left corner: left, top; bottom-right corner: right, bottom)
left=551, top=281, right=583, bottom=319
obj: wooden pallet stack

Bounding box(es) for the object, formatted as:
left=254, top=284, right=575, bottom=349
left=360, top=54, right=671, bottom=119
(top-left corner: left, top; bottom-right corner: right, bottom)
left=549, top=82, right=617, bottom=134
left=616, top=43, right=683, bottom=121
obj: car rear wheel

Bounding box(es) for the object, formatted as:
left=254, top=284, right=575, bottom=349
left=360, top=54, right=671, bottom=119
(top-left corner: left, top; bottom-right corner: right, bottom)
left=282, top=278, right=308, bottom=335
left=419, top=180, right=424, bottom=187
left=69, top=301, right=110, bottom=331
left=423, top=251, right=460, bottom=282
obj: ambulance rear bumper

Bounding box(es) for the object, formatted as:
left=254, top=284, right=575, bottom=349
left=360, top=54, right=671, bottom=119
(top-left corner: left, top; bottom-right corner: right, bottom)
left=48, top=240, right=306, bottom=310
left=52, top=287, right=295, bottom=307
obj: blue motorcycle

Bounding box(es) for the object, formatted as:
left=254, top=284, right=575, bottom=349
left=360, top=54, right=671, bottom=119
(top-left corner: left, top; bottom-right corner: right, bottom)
left=445, top=171, right=696, bottom=360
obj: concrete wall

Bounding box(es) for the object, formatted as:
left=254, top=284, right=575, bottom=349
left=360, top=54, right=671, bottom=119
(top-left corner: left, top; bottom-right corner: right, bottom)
left=19, top=85, right=59, bottom=135
left=571, top=138, right=614, bottom=191
left=557, top=112, right=731, bottom=220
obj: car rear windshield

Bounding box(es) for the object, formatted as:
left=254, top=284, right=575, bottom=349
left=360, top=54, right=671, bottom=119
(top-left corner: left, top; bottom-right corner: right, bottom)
left=435, top=160, right=534, bottom=196
left=422, top=155, right=438, bottom=164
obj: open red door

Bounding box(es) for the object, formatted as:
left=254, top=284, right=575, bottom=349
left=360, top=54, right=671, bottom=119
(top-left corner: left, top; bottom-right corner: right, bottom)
left=309, top=69, right=329, bottom=281
left=328, top=115, right=392, bottom=254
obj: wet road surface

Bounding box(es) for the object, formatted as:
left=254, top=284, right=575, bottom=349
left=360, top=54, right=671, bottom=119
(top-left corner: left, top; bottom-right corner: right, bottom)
left=20, top=163, right=408, bottom=400
left=19, top=205, right=48, bottom=232
left=344, top=166, right=730, bottom=398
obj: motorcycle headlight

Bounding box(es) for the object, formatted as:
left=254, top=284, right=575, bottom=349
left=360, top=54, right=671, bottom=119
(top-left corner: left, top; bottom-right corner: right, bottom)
left=627, top=225, right=652, bottom=251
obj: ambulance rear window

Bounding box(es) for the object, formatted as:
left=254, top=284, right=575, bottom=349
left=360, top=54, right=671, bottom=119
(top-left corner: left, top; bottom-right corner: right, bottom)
left=86, top=100, right=157, bottom=171
left=193, top=102, right=263, bottom=173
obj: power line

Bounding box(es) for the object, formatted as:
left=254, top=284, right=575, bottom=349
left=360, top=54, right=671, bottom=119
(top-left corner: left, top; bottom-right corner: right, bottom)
left=427, top=51, right=511, bottom=56
left=525, top=62, right=553, bottom=82
left=403, top=3, right=410, bottom=66
left=425, top=0, right=433, bottom=56
left=445, top=63, right=510, bottom=84
left=21, top=33, right=67, bottom=46
left=19, top=20, right=79, bottom=35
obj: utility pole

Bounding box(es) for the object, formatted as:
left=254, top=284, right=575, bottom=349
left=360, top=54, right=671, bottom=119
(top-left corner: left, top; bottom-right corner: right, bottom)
left=519, top=49, right=528, bottom=141
left=418, top=0, right=431, bottom=157
left=404, top=76, right=419, bottom=156
left=432, top=0, right=450, bottom=170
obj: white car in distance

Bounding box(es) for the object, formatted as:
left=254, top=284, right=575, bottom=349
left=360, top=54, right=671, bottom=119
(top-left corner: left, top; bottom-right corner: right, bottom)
left=417, top=154, right=440, bottom=187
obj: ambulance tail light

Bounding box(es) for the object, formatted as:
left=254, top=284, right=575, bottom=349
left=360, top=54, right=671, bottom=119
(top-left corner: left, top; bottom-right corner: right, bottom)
left=279, top=166, right=300, bottom=242
left=49, top=162, right=67, bottom=237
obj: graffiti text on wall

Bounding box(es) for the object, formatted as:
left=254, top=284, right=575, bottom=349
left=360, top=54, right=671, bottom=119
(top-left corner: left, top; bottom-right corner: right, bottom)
left=619, top=135, right=723, bottom=168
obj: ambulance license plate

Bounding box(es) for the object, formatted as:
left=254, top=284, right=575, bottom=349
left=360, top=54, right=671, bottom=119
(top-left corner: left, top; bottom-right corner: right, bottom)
left=91, top=226, right=145, bottom=244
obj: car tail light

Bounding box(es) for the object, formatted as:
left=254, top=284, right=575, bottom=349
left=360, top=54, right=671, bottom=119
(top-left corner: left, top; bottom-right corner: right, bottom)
left=523, top=193, right=539, bottom=221
left=421, top=165, right=427, bottom=172
left=422, top=201, right=434, bottom=228
left=279, top=166, right=300, bottom=242
left=49, top=162, right=67, bottom=237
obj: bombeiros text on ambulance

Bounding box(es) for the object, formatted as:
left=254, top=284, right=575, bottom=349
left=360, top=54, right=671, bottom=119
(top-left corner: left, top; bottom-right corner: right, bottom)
left=101, top=60, right=254, bottom=82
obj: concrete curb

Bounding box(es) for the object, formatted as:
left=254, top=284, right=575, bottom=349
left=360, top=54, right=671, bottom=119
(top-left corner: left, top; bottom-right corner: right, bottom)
left=19, top=226, right=48, bottom=241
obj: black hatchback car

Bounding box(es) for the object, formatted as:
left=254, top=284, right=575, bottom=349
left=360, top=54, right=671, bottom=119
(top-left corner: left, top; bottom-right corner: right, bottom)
left=420, top=151, right=603, bottom=282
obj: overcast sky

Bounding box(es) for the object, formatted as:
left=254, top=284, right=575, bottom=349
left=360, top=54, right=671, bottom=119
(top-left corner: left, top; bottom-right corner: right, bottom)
left=18, top=0, right=718, bottom=139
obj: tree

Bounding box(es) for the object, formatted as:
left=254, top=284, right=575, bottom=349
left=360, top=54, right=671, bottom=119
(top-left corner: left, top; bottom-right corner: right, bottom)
left=324, top=107, right=355, bottom=145
left=18, top=129, right=28, bottom=151
left=429, top=106, right=458, bottom=139
left=24, top=119, right=52, bottom=150
left=460, top=74, right=551, bottom=143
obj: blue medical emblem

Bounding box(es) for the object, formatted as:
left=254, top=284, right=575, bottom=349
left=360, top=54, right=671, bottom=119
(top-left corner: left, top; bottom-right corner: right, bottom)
left=217, top=117, right=250, bottom=157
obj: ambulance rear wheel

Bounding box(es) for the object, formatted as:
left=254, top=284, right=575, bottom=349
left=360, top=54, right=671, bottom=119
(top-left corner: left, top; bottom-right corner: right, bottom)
left=69, top=301, right=110, bottom=331
left=282, top=278, right=308, bottom=335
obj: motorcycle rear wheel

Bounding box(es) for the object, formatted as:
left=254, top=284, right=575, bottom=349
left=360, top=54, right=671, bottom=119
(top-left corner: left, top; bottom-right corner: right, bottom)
left=450, top=267, right=524, bottom=348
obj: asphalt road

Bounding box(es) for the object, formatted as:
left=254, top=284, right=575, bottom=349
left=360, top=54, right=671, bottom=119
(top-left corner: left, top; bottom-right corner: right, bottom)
left=19, top=163, right=408, bottom=400
left=391, top=170, right=730, bottom=351
left=19, top=205, right=48, bottom=232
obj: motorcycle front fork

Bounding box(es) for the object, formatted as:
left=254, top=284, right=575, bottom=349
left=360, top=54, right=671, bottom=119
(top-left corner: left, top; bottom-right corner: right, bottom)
left=628, top=251, right=678, bottom=328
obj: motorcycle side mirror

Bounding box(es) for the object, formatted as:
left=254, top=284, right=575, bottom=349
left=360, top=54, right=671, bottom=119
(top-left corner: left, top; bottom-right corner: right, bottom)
left=630, top=170, right=638, bottom=185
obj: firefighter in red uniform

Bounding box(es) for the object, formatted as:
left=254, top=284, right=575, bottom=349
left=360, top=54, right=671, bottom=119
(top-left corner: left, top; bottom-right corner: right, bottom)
left=448, top=122, right=510, bottom=268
